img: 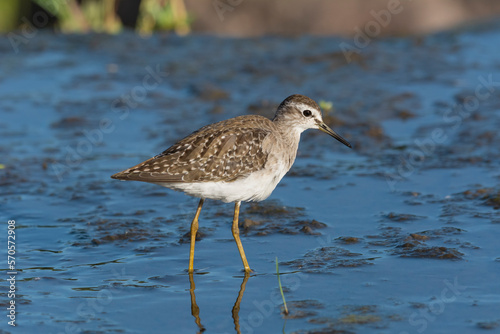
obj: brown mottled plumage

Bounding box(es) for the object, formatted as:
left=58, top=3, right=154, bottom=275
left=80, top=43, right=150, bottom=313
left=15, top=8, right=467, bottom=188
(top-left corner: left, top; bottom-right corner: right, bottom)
left=111, top=94, right=351, bottom=272
left=112, top=115, right=276, bottom=183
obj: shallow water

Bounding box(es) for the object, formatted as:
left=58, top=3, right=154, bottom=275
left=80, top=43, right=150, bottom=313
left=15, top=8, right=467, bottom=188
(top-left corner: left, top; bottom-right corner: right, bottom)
left=1, top=23, right=500, bottom=333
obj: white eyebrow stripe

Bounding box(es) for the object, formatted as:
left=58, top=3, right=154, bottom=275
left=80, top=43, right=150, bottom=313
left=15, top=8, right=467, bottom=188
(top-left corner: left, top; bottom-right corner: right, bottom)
left=294, top=102, right=319, bottom=112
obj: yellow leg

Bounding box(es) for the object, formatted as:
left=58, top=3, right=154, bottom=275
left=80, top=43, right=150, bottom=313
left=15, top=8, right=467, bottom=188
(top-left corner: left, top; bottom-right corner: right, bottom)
left=189, top=198, right=204, bottom=273
left=232, top=201, right=251, bottom=272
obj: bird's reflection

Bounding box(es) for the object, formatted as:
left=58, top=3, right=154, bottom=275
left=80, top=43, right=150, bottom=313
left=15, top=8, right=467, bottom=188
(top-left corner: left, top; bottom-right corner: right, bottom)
left=231, top=273, right=250, bottom=333
left=188, top=272, right=250, bottom=334
left=188, top=272, right=205, bottom=333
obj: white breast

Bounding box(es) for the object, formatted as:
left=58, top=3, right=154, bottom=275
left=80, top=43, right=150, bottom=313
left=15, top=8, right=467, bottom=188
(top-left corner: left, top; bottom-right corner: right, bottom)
left=155, top=160, right=290, bottom=203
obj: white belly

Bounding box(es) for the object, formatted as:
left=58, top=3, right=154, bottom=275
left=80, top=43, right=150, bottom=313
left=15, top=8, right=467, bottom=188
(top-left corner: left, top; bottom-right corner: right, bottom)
left=155, top=162, right=289, bottom=203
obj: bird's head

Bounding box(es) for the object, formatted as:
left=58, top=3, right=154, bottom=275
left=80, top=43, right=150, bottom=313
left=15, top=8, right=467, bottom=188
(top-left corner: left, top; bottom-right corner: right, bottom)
left=273, top=94, right=351, bottom=148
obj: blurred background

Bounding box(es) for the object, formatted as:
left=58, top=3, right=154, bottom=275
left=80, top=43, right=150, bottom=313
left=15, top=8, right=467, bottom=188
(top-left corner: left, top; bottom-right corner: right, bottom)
left=2, top=0, right=500, bottom=36
left=3, top=1, right=500, bottom=333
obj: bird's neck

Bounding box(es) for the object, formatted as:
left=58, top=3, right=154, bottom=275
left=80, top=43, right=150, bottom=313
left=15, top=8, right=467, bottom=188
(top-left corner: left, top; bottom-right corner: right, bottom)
left=273, top=116, right=303, bottom=141
left=273, top=120, right=302, bottom=169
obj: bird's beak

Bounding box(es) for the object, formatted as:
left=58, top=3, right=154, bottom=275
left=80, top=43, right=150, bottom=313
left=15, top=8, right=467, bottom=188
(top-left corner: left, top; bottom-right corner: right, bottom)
left=317, top=121, right=352, bottom=148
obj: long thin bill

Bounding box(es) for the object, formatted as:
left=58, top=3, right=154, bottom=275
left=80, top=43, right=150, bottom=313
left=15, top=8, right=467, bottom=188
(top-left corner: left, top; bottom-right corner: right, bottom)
left=317, top=122, right=352, bottom=148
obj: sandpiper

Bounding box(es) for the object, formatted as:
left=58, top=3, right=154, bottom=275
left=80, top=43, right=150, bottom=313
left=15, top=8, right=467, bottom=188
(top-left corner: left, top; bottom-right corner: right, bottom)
left=111, top=94, right=351, bottom=272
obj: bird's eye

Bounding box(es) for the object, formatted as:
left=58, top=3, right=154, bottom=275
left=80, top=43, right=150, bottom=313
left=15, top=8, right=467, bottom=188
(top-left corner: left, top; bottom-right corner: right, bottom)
left=303, top=109, right=312, bottom=117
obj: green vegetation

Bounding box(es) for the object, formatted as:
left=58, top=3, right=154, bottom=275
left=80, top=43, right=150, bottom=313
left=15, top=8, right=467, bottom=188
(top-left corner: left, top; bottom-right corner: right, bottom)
left=319, top=100, right=334, bottom=113
left=0, top=0, right=31, bottom=32
left=276, top=257, right=289, bottom=315
left=137, top=0, right=191, bottom=36
left=2, top=0, right=191, bottom=34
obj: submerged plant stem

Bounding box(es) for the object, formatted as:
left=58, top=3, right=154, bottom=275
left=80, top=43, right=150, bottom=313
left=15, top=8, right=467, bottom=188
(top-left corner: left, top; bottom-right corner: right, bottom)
left=276, top=257, right=289, bottom=315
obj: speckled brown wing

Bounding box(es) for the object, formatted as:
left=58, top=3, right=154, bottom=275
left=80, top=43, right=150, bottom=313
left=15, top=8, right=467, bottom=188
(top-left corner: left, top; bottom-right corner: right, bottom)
left=111, top=115, right=275, bottom=183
